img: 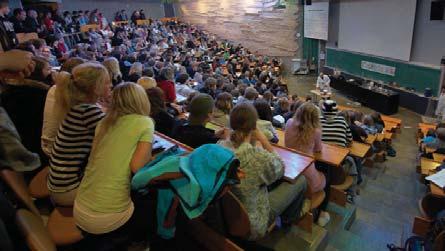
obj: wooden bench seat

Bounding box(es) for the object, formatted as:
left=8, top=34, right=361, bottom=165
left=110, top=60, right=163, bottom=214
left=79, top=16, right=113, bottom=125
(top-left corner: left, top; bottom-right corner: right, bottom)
left=330, top=176, right=354, bottom=207
left=47, top=207, right=83, bottom=246
left=28, top=167, right=50, bottom=199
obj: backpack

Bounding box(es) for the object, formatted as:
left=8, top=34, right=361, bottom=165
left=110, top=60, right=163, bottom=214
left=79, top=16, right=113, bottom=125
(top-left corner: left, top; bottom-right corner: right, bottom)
left=387, top=215, right=445, bottom=251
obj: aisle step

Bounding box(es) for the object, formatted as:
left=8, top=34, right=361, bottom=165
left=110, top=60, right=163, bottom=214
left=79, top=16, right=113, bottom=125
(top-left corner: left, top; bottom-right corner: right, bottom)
left=258, top=224, right=328, bottom=251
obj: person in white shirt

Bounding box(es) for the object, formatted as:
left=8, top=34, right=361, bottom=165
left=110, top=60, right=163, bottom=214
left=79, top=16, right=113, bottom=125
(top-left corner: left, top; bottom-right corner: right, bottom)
left=436, top=87, right=445, bottom=121
left=316, top=73, right=331, bottom=93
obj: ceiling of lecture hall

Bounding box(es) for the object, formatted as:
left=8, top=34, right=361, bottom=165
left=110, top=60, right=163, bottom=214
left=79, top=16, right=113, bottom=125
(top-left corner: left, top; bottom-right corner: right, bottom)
left=179, top=0, right=300, bottom=57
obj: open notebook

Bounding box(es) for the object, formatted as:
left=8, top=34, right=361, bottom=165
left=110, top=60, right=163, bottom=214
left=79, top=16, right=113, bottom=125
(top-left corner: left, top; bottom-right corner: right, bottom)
left=426, top=169, right=445, bottom=189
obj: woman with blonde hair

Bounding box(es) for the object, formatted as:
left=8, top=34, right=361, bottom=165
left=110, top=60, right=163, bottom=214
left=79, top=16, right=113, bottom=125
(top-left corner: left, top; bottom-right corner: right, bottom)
left=74, top=83, right=154, bottom=238
left=284, top=102, right=331, bottom=227
left=47, top=62, right=111, bottom=206
left=102, top=57, right=123, bottom=87
left=42, top=57, right=86, bottom=156
left=218, top=103, right=307, bottom=240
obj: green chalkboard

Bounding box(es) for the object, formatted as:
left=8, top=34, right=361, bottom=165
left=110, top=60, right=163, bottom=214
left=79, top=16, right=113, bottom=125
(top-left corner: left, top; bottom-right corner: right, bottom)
left=326, top=48, right=441, bottom=96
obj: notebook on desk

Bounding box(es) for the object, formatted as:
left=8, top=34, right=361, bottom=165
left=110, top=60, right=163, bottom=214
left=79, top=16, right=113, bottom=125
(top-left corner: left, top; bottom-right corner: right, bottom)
left=426, top=169, right=445, bottom=189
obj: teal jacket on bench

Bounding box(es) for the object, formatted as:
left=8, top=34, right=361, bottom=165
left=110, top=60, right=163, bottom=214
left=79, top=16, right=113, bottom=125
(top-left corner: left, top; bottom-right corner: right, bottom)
left=131, top=144, right=236, bottom=239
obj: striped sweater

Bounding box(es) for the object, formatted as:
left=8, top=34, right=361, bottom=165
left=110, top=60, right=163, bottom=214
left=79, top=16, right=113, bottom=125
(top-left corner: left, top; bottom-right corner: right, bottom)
left=48, top=104, right=104, bottom=193
left=319, top=112, right=352, bottom=147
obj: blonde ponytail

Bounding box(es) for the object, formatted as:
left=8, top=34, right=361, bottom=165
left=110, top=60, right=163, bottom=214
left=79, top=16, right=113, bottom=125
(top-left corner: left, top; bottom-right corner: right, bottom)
left=53, top=71, right=75, bottom=127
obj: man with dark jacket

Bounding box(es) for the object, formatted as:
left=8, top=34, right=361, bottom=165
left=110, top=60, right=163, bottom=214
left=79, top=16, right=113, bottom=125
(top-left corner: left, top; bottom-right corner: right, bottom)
left=24, top=9, right=40, bottom=33
left=0, top=0, right=17, bottom=51
left=9, top=8, right=25, bottom=33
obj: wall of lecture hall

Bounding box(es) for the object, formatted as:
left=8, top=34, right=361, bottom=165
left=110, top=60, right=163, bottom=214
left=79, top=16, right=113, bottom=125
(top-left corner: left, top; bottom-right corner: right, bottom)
left=324, top=0, right=443, bottom=96
left=410, top=0, right=445, bottom=66
left=61, top=0, right=165, bottom=21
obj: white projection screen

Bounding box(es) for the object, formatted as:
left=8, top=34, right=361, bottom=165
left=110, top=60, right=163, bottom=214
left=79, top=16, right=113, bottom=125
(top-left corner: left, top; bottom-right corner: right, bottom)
left=337, top=0, right=417, bottom=61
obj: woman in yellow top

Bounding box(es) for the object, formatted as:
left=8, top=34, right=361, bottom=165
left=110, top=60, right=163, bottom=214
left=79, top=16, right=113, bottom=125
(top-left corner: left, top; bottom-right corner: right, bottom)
left=74, top=83, right=154, bottom=239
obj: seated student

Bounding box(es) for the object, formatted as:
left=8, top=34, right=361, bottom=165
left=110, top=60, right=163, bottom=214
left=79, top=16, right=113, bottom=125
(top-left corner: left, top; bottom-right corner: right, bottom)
left=344, top=110, right=367, bottom=143
left=172, top=94, right=228, bottom=148
left=254, top=99, right=279, bottom=143
left=218, top=103, right=307, bottom=240
left=127, top=62, right=143, bottom=83
left=157, top=67, right=176, bottom=103
left=102, top=57, right=123, bottom=87
left=74, top=83, right=154, bottom=240
left=48, top=63, right=110, bottom=206
left=284, top=102, right=331, bottom=226
left=198, top=77, right=218, bottom=99
left=212, top=92, right=233, bottom=127
left=273, top=97, right=290, bottom=117
left=42, top=57, right=86, bottom=157
left=146, top=87, right=177, bottom=136
left=175, top=73, right=194, bottom=97
left=283, top=100, right=303, bottom=122
left=424, top=128, right=445, bottom=153
left=319, top=100, right=352, bottom=148
left=237, top=86, right=258, bottom=105
left=370, top=112, right=385, bottom=133
left=1, top=56, right=52, bottom=162
left=422, top=129, right=437, bottom=145
left=261, top=90, right=274, bottom=106
left=360, top=115, right=378, bottom=135
left=136, top=76, right=156, bottom=90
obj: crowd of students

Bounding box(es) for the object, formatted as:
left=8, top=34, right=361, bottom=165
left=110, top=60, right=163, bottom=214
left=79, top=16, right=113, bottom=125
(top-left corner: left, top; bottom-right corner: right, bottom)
left=0, top=2, right=402, bottom=250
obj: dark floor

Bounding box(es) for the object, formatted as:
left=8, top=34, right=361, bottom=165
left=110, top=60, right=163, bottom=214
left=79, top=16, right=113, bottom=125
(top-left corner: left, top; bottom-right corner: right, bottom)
left=286, top=74, right=426, bottom=250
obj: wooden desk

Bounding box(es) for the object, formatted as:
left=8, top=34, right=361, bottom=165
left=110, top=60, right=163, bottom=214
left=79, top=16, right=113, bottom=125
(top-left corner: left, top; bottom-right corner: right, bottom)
left=376, top=133, right=385, bottom=142
left=430, top=183, right=445, bottom=198
left=80, top=24, right=100, bottom=33
left=112, top=21, right=129, bottom=26
left=276, top=128, right=351, bottom=164
left=274, top=146, right=313, bottom=183
left=418, top=123, right=436, bottom=136
left=421, top=158, right=441, bottom=175
left=154, top=132, right=193, bottom=152
left=337, top=105, right=356, bottom=112
left=349, top=141, right=371, bottom=158
left=316, top=143, right=349, bottom=167
left=365, top=134, right=377, bottom=145
left=136, top=19, right=151, bottom=26
left=381, top=115, right=402, bottom=127
left=385, top=132, right=393, bottom=140
left=384, top=121, right=398, bottom=133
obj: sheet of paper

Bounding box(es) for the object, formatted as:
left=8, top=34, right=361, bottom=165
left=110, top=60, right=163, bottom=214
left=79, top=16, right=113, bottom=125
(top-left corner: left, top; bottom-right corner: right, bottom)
left=426, top=169, right=445, bottom=188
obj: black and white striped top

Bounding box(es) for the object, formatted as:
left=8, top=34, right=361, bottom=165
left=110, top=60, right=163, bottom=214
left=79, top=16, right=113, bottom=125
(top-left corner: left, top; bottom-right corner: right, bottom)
left=48, top=104, right=105, bottom=193
left=320, top=112, right=352, bottom=148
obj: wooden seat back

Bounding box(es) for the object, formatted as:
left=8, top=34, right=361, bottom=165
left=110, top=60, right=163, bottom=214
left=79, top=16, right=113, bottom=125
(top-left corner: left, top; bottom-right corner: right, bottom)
left=16, top=33, right=38, bottom=43
left=419, top=193, right=445, bottom=220
left=433, top=153, right=445, bottom=163
left=16, top=209, right=57, bottom=251
left=221, top=191, right=251, bottom=238
left=0, top=169, right=40, bottom=216
left=433, top=231, right=445, bottom=251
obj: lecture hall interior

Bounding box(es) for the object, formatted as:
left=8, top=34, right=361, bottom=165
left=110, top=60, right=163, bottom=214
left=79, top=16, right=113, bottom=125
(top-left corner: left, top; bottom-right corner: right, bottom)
left=0, top=0, right=445, bottom=250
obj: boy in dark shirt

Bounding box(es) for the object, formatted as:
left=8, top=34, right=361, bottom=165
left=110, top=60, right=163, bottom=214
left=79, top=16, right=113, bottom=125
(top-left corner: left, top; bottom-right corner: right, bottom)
left=172, top=93, right=228, bottom=148
left=0, top=0, right=17, bottom=51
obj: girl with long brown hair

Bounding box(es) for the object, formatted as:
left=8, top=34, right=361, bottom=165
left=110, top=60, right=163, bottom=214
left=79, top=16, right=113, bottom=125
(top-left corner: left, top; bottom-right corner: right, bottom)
left=284, top=102, right=331, bottom=227
left=218, top=103, right=307, bottom=240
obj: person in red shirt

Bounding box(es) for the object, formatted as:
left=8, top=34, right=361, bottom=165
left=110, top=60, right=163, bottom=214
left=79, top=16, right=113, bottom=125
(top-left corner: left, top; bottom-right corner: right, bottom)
left=157, top=67, right=176, bottom=103
left=43, top=11, right=54, bottom=32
